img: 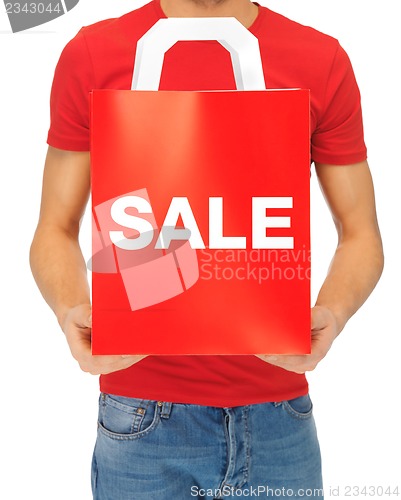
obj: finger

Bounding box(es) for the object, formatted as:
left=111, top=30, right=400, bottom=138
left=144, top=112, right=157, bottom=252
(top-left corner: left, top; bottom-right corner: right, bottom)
left=91, top=354, right=147, bottom=363
left=83, top=355, right=147, bottom=375
left=256, top=354, right=308, bottom=365
left=121, top=354, right=147, bottom=360
left=310, top=332, right=332, bottom=359
left=104, top=355, right=147, bottom=373
left=88, top=354, right=147, bottom=371
left=255, top=354, right=316, bottom=374
left=70, top=305, right=92, bottom=329
left=67, top=330, right=92, bottom=360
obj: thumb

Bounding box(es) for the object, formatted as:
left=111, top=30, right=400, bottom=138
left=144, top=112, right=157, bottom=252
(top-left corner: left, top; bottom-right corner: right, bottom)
left=75, top=305, right=92, bottom=328
left=311, top=306, right=325, bottom=331
left=84, top=313, right=92, bottom=328
left=311, top=305, right=335, bottom=332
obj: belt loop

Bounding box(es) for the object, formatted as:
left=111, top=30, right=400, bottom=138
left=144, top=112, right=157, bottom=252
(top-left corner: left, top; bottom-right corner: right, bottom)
left=158, top=401, right=172, bottom=419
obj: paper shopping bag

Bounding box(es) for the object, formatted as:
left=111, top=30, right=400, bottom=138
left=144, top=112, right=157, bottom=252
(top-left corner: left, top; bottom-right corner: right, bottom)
left=90, top=18, right=311, bottom=355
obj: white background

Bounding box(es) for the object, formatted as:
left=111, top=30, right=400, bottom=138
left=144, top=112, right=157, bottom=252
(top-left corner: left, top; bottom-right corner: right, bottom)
left=0, top=1, right=400, bottom=498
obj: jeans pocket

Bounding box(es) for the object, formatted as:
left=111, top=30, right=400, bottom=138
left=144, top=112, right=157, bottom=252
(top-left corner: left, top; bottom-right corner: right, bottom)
left=98, top=393, right=161, bottom=440
left=282, top=393, right=313, bottom=420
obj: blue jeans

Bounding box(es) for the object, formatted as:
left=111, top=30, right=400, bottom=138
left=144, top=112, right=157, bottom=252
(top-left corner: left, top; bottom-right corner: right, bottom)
left=91, top=393, right=323, bottom=499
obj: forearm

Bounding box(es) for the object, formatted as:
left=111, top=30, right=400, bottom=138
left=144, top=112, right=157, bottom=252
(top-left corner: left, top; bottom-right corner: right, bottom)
left=315, top=230, right=384, bottom=334
left=30, top=224, right=90, bottom=328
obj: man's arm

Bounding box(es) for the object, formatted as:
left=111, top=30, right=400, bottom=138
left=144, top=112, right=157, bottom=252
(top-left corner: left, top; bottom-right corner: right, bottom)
left=257, top=160, right=384, bottom=373
left=30, top=146, right=146, bottom=374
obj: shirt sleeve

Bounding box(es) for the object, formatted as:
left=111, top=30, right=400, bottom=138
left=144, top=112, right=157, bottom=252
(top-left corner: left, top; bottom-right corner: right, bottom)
left=47, top=29, right=94, bottom=151
left=311, top=43, right=367, bottom=165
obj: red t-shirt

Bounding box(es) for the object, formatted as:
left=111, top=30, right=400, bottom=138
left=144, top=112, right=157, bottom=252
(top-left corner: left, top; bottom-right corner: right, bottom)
left=47, top=0, right=367, bottom=406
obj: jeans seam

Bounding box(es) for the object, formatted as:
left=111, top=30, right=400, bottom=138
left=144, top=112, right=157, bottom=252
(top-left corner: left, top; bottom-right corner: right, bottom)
left=219, top=410, right=231, bottom=492
left=98, top=403, right=161, bottom=441
left=282, top=400, right=313, bottom=420
left=104, top=394, right=150, bottom=415
left=243, top=406, right=250, bottom=484
left=91, top=450, right=98, bottom=498
left=130, top=399, right=152, bottom=434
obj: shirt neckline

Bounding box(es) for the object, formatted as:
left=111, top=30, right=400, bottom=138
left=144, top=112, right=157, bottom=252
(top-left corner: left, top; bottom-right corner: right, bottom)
left=152, top=0, right=266, bottom=36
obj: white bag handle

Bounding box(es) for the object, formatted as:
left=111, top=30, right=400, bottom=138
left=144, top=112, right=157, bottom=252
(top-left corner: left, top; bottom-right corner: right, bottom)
left=132, top=17, right=266, bottom=91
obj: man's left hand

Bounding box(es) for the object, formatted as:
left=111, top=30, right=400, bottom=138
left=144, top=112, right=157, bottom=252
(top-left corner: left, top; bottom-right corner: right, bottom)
left=256, top=306, right=339, bottom=374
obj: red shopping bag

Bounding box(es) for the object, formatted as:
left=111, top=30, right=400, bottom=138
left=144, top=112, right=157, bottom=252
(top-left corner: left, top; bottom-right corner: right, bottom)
left=90, top=18, right=311, bottom=355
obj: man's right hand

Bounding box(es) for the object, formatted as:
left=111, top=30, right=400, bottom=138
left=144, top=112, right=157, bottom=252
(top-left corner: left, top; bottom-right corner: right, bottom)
left=30, top=148, right=148, bottom=376
left=61, top=304, right=148, bottom=375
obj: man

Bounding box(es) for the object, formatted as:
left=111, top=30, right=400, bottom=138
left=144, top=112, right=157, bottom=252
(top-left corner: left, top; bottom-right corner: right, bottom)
left=30, top=0, right=384, bottom=498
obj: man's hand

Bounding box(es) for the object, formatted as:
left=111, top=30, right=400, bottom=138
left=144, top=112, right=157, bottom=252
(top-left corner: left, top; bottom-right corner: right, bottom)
left=30, top=148, right=148, bottom=375
left=62, top=304, right=147, bottom=375
left=256, top=161, right=384, bottom=374
left=256, top=306, right=338, bottom=374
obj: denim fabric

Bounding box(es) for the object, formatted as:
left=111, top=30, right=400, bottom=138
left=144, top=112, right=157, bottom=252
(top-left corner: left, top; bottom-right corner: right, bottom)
left=92, top=393, right=323, bottom=499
